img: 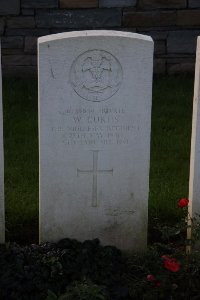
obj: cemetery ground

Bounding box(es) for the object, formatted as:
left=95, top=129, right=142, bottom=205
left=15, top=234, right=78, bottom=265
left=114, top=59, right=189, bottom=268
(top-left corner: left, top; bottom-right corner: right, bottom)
left=1, top=75, right=199, bottom=300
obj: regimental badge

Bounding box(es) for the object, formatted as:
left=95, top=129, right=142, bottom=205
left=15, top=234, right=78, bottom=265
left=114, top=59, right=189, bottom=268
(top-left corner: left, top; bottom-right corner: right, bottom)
left=70, top=50, right=123, bottom=102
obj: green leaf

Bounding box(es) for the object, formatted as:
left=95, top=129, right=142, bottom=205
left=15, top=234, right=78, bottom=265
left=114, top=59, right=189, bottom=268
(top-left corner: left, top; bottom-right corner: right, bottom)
left=46, top=290, right=58, bottom=300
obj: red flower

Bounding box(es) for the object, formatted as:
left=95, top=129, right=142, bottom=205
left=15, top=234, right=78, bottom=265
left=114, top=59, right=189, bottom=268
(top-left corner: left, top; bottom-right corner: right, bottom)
left=162, top=255, right=180, bottom=272
left=147, top=275, right=161, bottom=288
left=178, top=198, right=189, bottom=208
left=161, top=255, right=169, bottom=260
left=147, top=274, right=156, bottom=282
left=156, top=281, right=161, bottom=287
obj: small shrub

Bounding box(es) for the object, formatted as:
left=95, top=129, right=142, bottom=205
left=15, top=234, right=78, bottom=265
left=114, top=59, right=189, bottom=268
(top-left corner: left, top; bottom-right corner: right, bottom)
left=46, top=279, right=109, bottom=300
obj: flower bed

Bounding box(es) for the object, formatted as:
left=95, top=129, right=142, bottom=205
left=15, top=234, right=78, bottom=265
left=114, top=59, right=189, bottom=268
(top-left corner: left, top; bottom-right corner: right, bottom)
left=1, top=198, right=200, bottom=300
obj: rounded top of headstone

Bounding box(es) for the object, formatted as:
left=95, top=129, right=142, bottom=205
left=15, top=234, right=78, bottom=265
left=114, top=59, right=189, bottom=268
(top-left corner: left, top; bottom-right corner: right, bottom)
left=38, top=30, right=153, bottom=45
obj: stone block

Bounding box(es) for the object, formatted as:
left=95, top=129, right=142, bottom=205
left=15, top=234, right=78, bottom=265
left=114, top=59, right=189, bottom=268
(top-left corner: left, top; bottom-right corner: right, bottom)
left=0, top=0, right=20, bottom=15
left=139, top=30, right=169, bottom=40
left=21, top=9, right=35, bottom=15
left=99, top=0, right=137, bottom=7
left=154, top=40, right=166, bottom=54
left=2, top=49, right=24, bottom=55
left=21, top=0, right=58, bottom=8
left=177, top=10, right=200, bottom=26
left=1, top=37, right=24, bottom=49
left=7, top=17, right=35, bottom=29
left=123, top=11, right=176, bottom=27
left=137, top=26, right=176, bottom=32
left=189, top=0, right=200, bottom=8
left=31, top=55, right=37, bottom=65
left=167, top=31, right=199, bottom=54
left=2, top=55, right=34, bottom=66
left=154, top=58, right=166, bottom=74
left=60, top=0, right=98, bottom=8
left=0, top=19, right=5, bottom=35
left=2, top=66, right=37, bottom=78
left=139, top=0, right=186, bottom=9
left=36, top=9, right=121, bottom=28
left=6, top=28, right=50, bottom=36
left=25, top=36, right=37, bottom=54
left=167, top=58, right=195, bottom=74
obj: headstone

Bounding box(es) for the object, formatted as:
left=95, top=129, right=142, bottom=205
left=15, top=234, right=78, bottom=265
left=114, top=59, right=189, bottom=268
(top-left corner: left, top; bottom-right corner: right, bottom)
left=38, top=30, right=153, bottom=251
left=0, top=41, right=5, bottom=243
left=189, top=37, right=200, bottom=217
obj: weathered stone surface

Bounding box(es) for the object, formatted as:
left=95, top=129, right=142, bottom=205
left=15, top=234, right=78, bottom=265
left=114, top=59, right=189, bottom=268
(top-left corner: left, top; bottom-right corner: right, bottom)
left=99, top=0, right=137, bottom=7
left=6, top=28, right=50, bottom=36
left=139, top=0, right=186, bottom=9
left=2, top=55, right=34, bottom=66
left=21, top=9, right=35, bottom=15
left=24, top=36, right=37, bottom=54
left=21, top=0, right=58, bottom=8
left=0, top=42, right=5, bottom=244
left=60, top=0, right=98, bottom=8
left=167, top=31, right=199, bottom=54
left=1, top=37, right=24, bottom=49
left=7, top=17, right=35, bottom=29
left=154, top=40, right=166, bottom=54
left=123, top=11, right=176, bottom=27
left=189, top=0, right=200, bottom=8
left=0, top=19, right=5, bottom=35
left=189, top=37, right=200, bottom=218
left=36, top=9, right=121, bottom=28
left=51, top=27, right=136, bottom=35
left=154, top=58, right=166, bottom=74
left=0, top=0, right=20, bottom=15
left=177, top=10, right=200, bottom=26
left=2, top=66, right=37, bottom=78
left=38, top=30, right=153, bottom=251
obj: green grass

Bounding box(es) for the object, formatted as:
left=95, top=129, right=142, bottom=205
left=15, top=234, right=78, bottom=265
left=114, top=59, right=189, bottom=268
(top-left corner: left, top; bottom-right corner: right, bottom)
left=150, top=76, right=194, bottom=222
left=2, top=76, right=194, bottom=243
left=3, top=80, right=38, bottom=243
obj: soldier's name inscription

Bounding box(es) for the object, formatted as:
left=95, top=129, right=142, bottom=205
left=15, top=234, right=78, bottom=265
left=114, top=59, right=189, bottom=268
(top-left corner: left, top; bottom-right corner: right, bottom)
left=51, top=105, right=135, bottom=146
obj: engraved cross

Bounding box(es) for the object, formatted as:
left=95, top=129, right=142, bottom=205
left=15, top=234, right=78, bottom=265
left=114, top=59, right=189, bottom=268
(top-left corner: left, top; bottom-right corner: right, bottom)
left=77, top=150, right=113, bottom=207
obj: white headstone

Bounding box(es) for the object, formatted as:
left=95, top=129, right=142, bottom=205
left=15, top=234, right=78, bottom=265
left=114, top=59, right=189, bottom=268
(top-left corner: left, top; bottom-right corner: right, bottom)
left=189, top=37, right=200, bottom=217
left=39, top=30, right=153, bottom=251
left=0, top=41, right=5, bottom=243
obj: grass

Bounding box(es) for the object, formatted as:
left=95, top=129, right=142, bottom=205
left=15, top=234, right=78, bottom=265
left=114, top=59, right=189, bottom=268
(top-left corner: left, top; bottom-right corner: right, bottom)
left=3, top=80, right=38, bottom=243
left=2, top=76, right=194, bottom=243
left=150, top=76, right=194, bottom=223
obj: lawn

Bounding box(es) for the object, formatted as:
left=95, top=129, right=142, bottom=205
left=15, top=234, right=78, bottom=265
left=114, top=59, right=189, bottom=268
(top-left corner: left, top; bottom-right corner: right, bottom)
left=2, top=76, right=194, bottom=243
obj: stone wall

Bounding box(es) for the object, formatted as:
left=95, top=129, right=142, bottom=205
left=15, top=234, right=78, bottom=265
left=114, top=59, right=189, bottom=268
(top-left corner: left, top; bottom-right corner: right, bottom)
left=0, top=0, right=200, bottom=77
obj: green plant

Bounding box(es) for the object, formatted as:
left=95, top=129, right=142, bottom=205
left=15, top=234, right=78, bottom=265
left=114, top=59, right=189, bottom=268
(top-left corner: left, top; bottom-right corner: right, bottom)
left=125, top=197, right=200, bottom=300
left=2, top=209, right=200, bottom=300
left=46, top=279, right=109, bottom=300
